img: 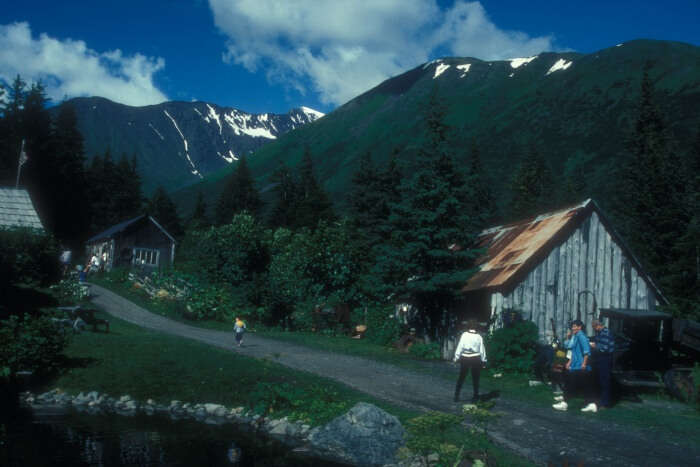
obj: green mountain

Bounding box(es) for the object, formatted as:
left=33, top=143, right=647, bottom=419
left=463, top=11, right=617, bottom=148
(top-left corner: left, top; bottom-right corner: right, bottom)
left=173, top=40, right=700, bottom=218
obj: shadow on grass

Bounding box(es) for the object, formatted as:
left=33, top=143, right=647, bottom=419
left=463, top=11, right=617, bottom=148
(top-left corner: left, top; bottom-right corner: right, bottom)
left=62, top=356, right=99, bottom=370
left=480, top=390, right=501, bottom=402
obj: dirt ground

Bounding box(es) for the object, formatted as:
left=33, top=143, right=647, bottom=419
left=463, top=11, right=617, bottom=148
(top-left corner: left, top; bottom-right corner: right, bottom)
left=89, top=284, right=699, bottom=466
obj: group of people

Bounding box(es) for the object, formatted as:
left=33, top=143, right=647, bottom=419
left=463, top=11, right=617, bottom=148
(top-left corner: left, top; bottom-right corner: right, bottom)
left=452, top=317, right=615, bottom=412
left=552, top=318, right=615, bottom=413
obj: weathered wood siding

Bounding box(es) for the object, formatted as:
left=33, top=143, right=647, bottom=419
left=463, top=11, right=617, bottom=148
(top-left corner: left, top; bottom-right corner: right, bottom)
left=488, top=211, right=657, bottom=343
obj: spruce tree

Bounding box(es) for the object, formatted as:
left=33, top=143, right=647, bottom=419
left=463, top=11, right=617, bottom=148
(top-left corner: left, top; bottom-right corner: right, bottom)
left=294, top=146, right=335, bottom=229
left=509, top=143, right=554, bottom=220
left=467, top=140, right=495, bottom=226
left=215, top=155, right=262, bottom=225
left=613, top=69, right=690, bottom=304
left=188, top=190, right=210, bottom=229
left=146, top=186, right=183, bottom=238
left=378, top=89, right=481, bottom=340
left=268, top=161, right=298, bottom=229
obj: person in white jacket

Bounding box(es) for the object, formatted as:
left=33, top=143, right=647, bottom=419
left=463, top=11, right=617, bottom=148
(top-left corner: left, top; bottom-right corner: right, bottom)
left=453, top=319, right=487, bottom=402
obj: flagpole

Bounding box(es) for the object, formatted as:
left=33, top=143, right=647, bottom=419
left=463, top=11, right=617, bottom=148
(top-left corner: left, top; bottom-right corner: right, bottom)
left=15, top=139, right=26, bottom=188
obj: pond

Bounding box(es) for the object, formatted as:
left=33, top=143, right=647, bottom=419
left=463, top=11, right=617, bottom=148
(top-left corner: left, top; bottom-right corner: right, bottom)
left=0, top=404, right=340, bottom=466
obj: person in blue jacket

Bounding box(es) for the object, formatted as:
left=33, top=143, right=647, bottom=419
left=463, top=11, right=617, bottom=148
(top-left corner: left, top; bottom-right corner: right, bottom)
left=552, top=319, right=598, bottom=412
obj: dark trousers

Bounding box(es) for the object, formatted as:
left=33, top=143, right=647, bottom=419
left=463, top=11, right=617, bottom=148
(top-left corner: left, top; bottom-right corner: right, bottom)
left=455, top=356, right=481, bottom=401
left=594, top=353, right=613, bottom=407
left=563, top=369, right=596, bottom=404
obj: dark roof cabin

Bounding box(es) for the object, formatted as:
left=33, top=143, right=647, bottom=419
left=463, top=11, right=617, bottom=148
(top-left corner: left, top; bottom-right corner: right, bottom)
left=458, top=199, right=666, bottom=346
left=86, top=215, right=175, bottom=271
left=0, top=187, right=44, bottom=230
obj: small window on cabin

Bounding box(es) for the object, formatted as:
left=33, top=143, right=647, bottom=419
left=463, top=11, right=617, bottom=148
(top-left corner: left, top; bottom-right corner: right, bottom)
left=133, top=248, right=159, bottom=266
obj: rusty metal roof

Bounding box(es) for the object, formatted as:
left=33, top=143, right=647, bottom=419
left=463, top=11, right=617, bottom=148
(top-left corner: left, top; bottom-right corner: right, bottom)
left=463, top=199, right=592, bottom=293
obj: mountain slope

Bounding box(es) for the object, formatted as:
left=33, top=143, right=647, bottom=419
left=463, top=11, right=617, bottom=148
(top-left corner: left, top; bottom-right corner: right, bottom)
left=173, top=39, right=700, bottom=218
left=56, top=97, right=324, bottom=192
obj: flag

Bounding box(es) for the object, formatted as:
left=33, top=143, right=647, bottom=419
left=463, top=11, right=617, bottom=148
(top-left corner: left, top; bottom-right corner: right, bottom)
left=18, top=140, right=28, bottom=167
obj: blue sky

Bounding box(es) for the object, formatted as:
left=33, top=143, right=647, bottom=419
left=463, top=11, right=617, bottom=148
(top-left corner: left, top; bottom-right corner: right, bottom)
left=1, top=1, right=698, bottom=115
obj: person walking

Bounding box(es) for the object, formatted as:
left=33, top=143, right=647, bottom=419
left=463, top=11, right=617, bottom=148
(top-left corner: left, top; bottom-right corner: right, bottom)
left=553, top=319, right=597, bottom=412
left=453, top=319, right=487, bottom=403
left=590, top=318, right=615, bottom=409
left=234, top=317, right=246, bottom=347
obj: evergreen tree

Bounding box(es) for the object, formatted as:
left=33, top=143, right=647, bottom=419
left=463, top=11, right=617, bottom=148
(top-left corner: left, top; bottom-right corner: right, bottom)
left=294, top=146, right=335, bottom=229
left=188, top=190, right=210, bottom=229
left=613, top=69, right=690, bottom=305
left=146, top=186, right=184, bottom=238
left=215, top=155, right=262, bottom=225
left=114, top=153, right=143, bottom=220
left=466, top=140, right=496, bottom=225
left=509, top=143, right=554, bottom=220
left=267, top=161, right=298, bottom=229
left=378, top=89, right=481, bottom=340
left=48, top=102, right=91, bottom=247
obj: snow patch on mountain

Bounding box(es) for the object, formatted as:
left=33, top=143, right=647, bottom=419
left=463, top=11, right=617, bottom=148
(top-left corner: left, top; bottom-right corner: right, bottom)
left=300, top=106, right=325, bottom=120
left=224, top=111, right=277, bottom=139
left=546, top=58, right=572, bottom=75
left=163, top=109, right=203, bottom=179
left=509, top=56, right=537, bottom=68
left=148, top=123, right=164, bottom=140
left=433, top=63, right=450, bottom=79
left=205, top=104, right=223, bottom=135
left=456, top=64, right=471, bottom=78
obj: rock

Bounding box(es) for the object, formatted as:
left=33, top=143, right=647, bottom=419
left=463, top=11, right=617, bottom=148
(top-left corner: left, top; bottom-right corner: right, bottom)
left=204, top=403, right=225, bottom=415
left=307, top=402, right=405, bottom=466
left=119, top=395, right=132, bottom=403
left=87, top=391, right=100, bottom=401
left=427, top=452, right=440, bottom=464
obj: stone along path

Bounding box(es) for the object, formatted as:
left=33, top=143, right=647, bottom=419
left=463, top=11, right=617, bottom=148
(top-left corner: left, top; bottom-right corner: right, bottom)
left=89, top=284, right=699, bottom=467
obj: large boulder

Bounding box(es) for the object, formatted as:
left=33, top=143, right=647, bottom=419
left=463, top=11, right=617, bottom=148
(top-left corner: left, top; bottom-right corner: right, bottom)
left=307, top=402, right=405, bottom=466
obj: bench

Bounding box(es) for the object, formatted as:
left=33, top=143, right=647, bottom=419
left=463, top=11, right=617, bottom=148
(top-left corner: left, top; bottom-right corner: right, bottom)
left=56, top=306, right=109, bottom=333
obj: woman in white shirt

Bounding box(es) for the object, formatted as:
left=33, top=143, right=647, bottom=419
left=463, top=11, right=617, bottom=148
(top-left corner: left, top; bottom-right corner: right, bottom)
left=453, top=319, right=487, bottom=402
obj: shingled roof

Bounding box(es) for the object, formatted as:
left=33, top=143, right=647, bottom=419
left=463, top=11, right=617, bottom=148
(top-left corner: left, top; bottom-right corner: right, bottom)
left=0, top=187, right=44, bottom=230
left=87, top=215, right=175, bottom=244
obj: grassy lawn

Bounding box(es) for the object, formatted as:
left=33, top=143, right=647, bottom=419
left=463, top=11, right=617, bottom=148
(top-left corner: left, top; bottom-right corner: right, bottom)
left=89, top=275, right=700, bottom=441
left=40, top=307, right=534, bottom=466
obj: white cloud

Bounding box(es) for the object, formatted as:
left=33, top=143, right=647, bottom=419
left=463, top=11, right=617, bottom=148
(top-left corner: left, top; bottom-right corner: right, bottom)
left=0, top=22, right=168, bottom=106
left=209, top=0, right=555, bottom=106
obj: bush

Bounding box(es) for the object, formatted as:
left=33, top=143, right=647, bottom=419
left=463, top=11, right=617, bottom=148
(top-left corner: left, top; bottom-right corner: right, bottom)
left=0, top=311, right=70, bottom=378
left=0, top=227, right=60, bottom=288
left=185, top=284, right=233, bottom=321
left=247, top=381, right=350, bottom=425
left=485, top=319, right=539, bottom=373
left=364, top=305, right=401, bottom=346
left=49, top=279, right=90, bottom=305
left=409, top=341, right=442, bottom=360
left=405, top=412, right=463, bottom=454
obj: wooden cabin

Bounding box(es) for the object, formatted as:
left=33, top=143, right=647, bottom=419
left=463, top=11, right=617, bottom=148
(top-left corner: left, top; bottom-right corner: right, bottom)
left=86, top=215, right=176, bottom=271
left=452, top=199, right=666, bottom=351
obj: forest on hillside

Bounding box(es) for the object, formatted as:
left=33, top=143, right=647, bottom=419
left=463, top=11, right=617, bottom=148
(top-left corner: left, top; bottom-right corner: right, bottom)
left=1, top=72, right=698, bottom=331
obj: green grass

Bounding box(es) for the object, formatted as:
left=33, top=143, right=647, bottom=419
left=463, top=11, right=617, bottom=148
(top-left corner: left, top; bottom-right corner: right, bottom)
left=41, top=308, right=535, bottom=466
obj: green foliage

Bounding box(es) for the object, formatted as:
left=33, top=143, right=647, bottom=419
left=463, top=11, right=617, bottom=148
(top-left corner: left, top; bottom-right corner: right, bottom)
left=363, top=305, right=401, bottom=346
left=0, top=227, right=60, bottom=288
left=0, top=311, right=70, bottom=377
left=247, top=381, right=350, bottom=425
left=509, top=144, right=555, bottom=219
left=146, top=186, right=183, bottom=238
left=485, top=319, right=539, bottom=373
left=405, top=412, right=463, bottom=454
left=215, top=155, right=263, bottom=225
left=409, top=341, right=442, bottom=360
left=49, top=279, right=90, bottom=305
left=185, top=283, right=233, bottom=321
left=378, top=89, right=482, bottom=340
left=179, top=212, right=271, bottom=287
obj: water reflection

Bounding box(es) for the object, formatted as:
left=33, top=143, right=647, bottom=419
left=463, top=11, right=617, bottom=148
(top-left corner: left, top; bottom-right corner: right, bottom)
left=1, top=406, right=334, bottom=466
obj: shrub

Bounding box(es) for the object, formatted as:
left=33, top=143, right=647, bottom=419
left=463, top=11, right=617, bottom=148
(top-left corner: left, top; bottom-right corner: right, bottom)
left=409, top=341, right=442, bottom=360
left=485, top=318, right=539, bottom=373
left=364, top=305, right=401, bottom=346
left=247, top=381, right=349, bottom=425
left=0, top=227, right=60, bottom=288
left=49, top=279, right=90, bottom=305
left=0, top=311, right=70, bottom=378
left=405, top=412, right=463, bottom=454
left=185, top=284, right=233, bottom=321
